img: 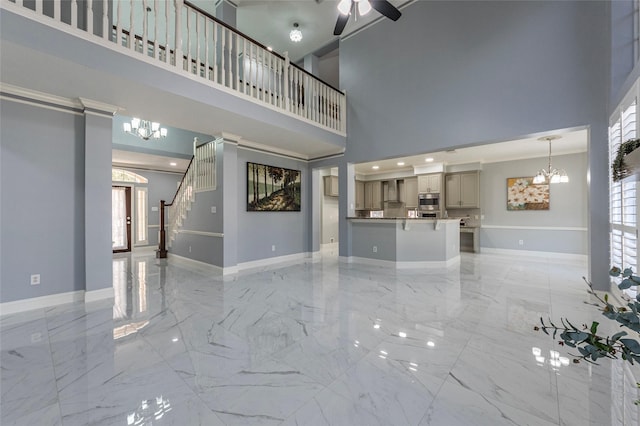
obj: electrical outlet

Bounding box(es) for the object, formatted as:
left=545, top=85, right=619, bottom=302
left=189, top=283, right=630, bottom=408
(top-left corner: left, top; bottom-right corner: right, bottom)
left=272, top=245, right=276, bottom=252
left=518, top=240, right=524, bottom=246
left=30, top=274, right=40, bottom=286
left=372, top=246, right=378, bottom=253
left=211, top=206, right=216, bottom=214
left=189, top=246, right=192, bottom=253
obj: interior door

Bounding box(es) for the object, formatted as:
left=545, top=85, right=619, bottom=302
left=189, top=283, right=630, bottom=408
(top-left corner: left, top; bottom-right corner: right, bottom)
left=112, top=186, right=132, bottom=253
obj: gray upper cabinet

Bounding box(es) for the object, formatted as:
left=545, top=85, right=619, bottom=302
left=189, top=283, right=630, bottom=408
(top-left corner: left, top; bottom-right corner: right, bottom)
left=445, top=171, right=480, bottom=208
left=404, top=177, right=418, bottom=208
left=355, top=180, right=365, bottom=209
left=324, top=176, right=339, bottom=197
left=364, top=181, right=382, bottom=209
left=417, top=174, right=442, bottom=193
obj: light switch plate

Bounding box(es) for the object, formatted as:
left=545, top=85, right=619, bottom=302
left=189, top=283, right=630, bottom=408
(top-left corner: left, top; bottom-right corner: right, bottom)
left=151, top=206, right=158, bottom=212
left=211, top=206, right=217, bottom=214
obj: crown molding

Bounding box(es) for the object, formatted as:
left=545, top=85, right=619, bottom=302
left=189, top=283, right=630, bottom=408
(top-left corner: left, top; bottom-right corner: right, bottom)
left=78, top=97, right=121, bottom=116
left=0, top=82, right=82, bottom=109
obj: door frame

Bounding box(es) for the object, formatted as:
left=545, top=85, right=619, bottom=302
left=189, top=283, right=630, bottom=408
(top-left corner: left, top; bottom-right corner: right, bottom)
left=112, top=185, right=133, bottom=253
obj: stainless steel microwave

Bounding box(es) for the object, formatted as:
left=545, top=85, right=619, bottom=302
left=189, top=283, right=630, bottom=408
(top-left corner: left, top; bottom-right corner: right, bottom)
left=418, top=193, right=440, bottom=211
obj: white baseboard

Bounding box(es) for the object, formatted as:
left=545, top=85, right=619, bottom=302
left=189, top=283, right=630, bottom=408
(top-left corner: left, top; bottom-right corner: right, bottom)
left=85, top=287, right=114, bottom=303
left=133, top=245, right=157, bottom=254
left=236, top=253, right=308, bottom=272
left=481, top=247, right=588, bottom=262
left=168, top=253, right=223, bottom=274
left=0, top=291, right=84, bottom=316
left=340, top=255, right=460, bottom=269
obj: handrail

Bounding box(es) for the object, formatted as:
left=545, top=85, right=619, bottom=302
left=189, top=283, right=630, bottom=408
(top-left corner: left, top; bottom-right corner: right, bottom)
left=182, top=0, right=343, bottom=94
left=167, top=155, right=195, bottom=206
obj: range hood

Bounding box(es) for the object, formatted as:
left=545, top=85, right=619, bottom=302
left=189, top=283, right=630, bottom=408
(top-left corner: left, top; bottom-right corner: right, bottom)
left=384, top=180, right=400, bottom=203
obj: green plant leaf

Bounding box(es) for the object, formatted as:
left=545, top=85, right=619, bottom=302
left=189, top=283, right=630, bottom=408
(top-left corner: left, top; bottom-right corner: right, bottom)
left=590, top=322, right=599, bottom=334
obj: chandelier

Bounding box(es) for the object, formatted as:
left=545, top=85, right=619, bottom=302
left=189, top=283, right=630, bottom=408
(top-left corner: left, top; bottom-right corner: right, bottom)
left=532, top=135, right=569, bottom=184
left=289, top=23, right=302, bottom=42
left=123, top=117, right=167, bottom=141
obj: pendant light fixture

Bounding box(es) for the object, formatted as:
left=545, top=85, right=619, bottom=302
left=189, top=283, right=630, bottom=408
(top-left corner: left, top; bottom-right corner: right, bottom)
left=289, top=23, right=302, bottom=42
left=532, top=135, right=569, bottom=184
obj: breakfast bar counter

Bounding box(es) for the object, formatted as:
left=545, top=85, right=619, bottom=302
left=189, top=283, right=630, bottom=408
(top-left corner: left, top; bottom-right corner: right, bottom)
left=347, top=218, right=461, bottom=267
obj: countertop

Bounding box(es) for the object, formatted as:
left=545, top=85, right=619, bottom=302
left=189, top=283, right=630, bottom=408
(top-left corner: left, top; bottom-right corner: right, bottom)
left=346, top=217, right=462, bottom=222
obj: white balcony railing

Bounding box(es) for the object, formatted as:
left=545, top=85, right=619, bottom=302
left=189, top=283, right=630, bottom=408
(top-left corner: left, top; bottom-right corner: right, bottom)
left=5, top=0, right=346, bottom=134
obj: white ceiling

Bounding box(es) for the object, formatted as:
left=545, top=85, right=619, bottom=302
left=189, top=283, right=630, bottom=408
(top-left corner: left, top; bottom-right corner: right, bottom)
left=354, top=129, right=588, bottom=175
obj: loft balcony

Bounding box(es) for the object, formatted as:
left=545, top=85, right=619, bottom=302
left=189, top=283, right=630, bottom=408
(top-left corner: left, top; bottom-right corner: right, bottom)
left=0, top=0, right=346, bottom=158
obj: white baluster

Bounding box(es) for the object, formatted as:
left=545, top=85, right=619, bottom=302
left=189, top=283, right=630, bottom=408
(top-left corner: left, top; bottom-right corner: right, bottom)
left=267, top=52, right=272, bottom=104
left=186, top=9, right=192, bottom=72
left=212, top=22, right=218, bottom=83
left=204, top=19, right=210, bottom=80
left=322, top=85, right=326, bottom=126
left=240, top=40, right=246, bottom=93
left=142, top=0, right=148, bottom=55
left=235, top=35, right=240, bottom=91
left=35, top=0, right=42, bottom=15
left=130, top=0, right=135, bottom=51
left=226, top=29, right=231, bottom=87
left=15, top=0, right=24, bottom=7
left=71, top=0, right=78, bottom=28
left=196, top=14, right=201, bottom=76
left=221, top=28, right=226, bottom=87
left=283, top=52, right=290, bottom=111
left=102, top=0, right=109, bottom=41
left=249, top=43, right=254, bottom=97
left=53, top=0, right=60, bottom=22
left=116, top=0, right=122, bottom=46
left=174, top=0, right=183, bottom=68
left=86, top=0, right=93, bottom=34
left=163, top=0, right=169, bottom=61
left=153, top=0, right=159, bottom=58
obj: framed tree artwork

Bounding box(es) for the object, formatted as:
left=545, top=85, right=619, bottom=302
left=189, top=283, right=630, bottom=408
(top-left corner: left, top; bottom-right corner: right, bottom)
left=247, top=162, right=301, bottom=211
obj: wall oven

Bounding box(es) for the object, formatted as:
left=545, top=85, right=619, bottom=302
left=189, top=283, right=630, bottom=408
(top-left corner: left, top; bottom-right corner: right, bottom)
left=418, top=193, right=440, bottom=211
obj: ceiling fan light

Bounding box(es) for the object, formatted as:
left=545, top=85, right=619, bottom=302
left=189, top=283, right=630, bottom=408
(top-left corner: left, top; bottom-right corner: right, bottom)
left=289, top=23, right=303, bottom=42
left=358, top=0, right=372, bottom=16
left=338, top=0, right=351, bottom=15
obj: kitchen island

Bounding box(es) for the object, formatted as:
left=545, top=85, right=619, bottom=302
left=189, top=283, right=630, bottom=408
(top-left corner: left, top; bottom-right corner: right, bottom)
left=347, top=218, right=460, bottom=268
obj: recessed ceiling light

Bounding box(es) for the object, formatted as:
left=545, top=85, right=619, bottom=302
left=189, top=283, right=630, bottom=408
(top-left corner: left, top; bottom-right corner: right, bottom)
left=397, top=162, right=405, bottom=166
left=425, top=157, right=434, bottom=162
left=170, top=162, right=177, bottom=166
left=372, top=165, right=379, bottom=170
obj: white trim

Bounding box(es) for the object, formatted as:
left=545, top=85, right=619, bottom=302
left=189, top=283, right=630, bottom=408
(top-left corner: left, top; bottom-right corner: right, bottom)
left=0, top=291, right=84, bottom=316
left=1, top=82, right=82, bottom=109
left=133, top=245, right=157, bottom=253
left=85, top=287, right=114, bottom=303
left=481, top=225, right=588, bottom=231
left=237, top=142, right=313, bottom=162
left=168, top=253, right=224, bottom=273
left=78, top=97, right=120, bottom=115
left=339, top=255, right=460, bottom=269
left=178, top=229, right=224, bottom=238
left=236, top=253, right=308, bottom=271
left=311, top=250, right=323, bottom=260
left=481, top=247, right=588, bottom=262
left=148, top=224, right=160, bottom=228
left=0, top=92, right=84, bottom=116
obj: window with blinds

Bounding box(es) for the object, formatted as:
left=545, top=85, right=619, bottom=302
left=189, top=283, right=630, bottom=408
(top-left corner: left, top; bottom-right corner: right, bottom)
left=610, top=100, right=639, bottom=297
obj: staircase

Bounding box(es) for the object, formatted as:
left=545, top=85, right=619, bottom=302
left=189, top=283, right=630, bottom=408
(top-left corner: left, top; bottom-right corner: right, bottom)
left=162, top=138, right=218, bottom=251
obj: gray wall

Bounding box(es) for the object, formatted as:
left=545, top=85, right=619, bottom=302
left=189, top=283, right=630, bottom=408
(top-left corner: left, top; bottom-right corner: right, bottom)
left=339, top=0, right=610, bottom=287
left=0, top=99, right=85, bottom=303
left=237, top=148, right=310, bottom=264
left=479, top=152, right=588, bottom=254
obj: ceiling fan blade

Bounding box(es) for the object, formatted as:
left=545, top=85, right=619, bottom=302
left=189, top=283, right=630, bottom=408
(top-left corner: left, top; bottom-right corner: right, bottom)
left=370, top=0, right=401, bottom=21
left=333, top=12, right=351, bottom=36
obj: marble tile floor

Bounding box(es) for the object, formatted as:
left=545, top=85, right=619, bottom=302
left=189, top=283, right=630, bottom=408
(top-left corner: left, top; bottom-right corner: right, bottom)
left=2, top=251, right=639, bottom=425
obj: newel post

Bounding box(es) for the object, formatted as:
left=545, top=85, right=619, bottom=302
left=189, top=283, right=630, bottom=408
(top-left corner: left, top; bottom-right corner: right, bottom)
left=157, top=199, right=168, bottom=258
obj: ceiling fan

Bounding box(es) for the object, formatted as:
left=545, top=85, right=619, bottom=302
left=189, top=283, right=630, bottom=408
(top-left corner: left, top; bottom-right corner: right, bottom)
left=333, top=0, right=402, bottom=36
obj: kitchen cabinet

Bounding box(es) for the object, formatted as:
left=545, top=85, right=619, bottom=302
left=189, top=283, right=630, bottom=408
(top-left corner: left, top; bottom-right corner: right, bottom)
left=404, top=178, right=418, bottom=208
left=324, top=176, right=339, bottom=197
left=445, top=171, right=480, bottom=208
left=355, top=180, right=365, bottom=209
left=417, top=174, right=442, bottom=193
left=364, top=181, right=382, bottom=210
